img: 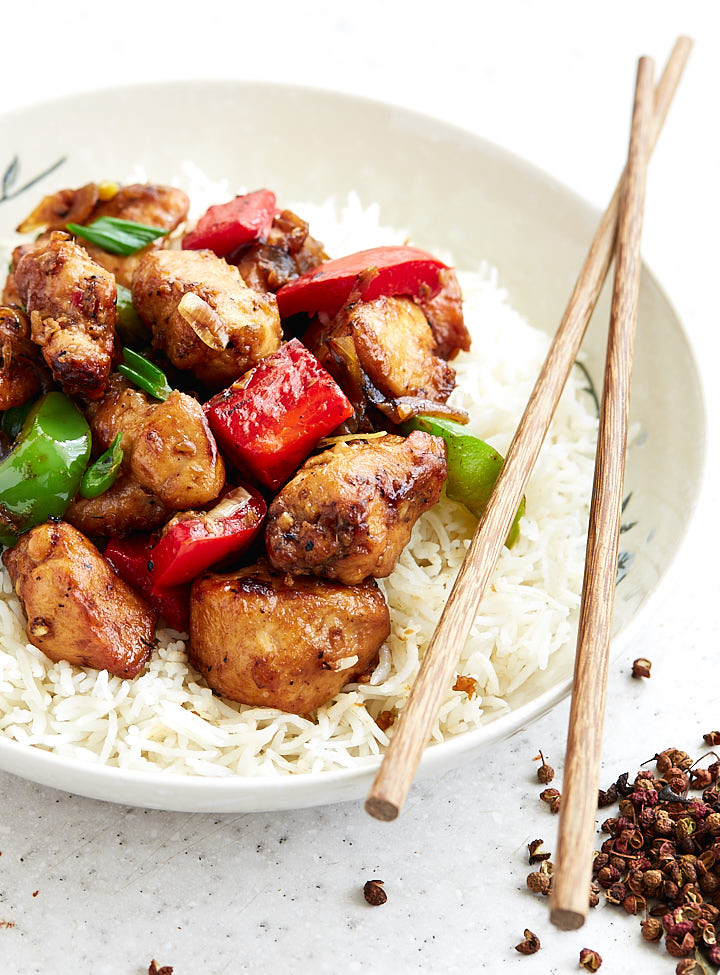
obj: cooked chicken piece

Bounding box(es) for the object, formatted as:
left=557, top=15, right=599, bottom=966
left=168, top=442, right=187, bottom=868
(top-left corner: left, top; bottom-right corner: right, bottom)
left=265, top=431, right=447, bottom=585
left=81, top=183, right=190, bottom=288
left=189, top=563, right=390, bottom=713
left=235, top=209, right=328, bottom=293
left=306, top=295, right=455, bottom=404
left=13, top=231, right=115, bottom=400
left=86, top=374, right=225, bottom=509
left=132, top=248, right=282, bottom=388
left=14, top=182, right=190, bottom=289
left=2, top=241, right=40, bottom=306
left=3, top=521, right=156, bottom=678
left=92, top=182, right=189, bottom=228
left=65, top=472, right=167, bottom=538
left=416, top=267, right=471, bottom=360
left=0, top=306, right=47, bottom=410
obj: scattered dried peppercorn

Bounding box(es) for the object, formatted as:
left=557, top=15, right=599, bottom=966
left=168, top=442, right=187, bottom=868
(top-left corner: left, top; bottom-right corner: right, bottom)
left=632, top=657, right=652, bottom=679
left=523, top=741, right=720, bottom=968
left=674, top=960, right=705, bottom=975
left=579, top=947, right=603, bottom=971
left=452, top=674, right=477, bottom=698
left=539, top=787, right=561, bottom=813
left=148, top=963, right=173, bottom=975
left=363, top=879, right=387, bottom=906
left=585, top=746, right=720, bottom=968
left=598, top=783, right=618, bottom=808
left=703, top=732, right=720, bottom=747
left=616, top=772, right=633, bottom=796
left=526, top=870, right=552, bottom=896
left=692, top=768, right=713, bottom=790
left=533, top=750, right=555, bottom=784
left=528, top=839, right=552, bottom=865
left=375, top=710, right=395, bottom=732
left=514, top=929, right=541, bottom=955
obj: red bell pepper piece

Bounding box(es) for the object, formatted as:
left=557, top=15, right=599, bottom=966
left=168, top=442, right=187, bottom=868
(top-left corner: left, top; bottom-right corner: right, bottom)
left=105, top=535, right=189, bottom=632
left=182, top=189, right=276, bottom=256
left=275, top=245, right=448, bottom=319
left=149, top=485, right=266, bottom=591
left=205, top=338, right=354, bottom=490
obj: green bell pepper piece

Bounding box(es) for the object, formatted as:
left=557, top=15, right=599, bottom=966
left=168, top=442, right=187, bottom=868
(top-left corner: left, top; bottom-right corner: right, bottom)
left=115, top=283, right=149, bottom=348
left=0, top=392, right=92, bottom=547
left=405, top=415, right=524, bottom=548
left=80, top=433, right=123, bottom=499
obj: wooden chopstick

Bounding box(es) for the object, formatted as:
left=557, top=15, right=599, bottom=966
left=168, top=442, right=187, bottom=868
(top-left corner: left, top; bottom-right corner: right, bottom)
left=549, top=56, right=655, bottom=931
left=365, top=37, right=692, bottom=824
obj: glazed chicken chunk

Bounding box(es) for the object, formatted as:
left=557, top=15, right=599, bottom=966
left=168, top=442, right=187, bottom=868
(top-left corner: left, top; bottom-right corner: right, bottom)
left=81, top=183, right=190, bottom=288
left=307, top=295, right=455, bottom=403
left=65, top=472, right=168, bottom=538
left=16, top=182, right=191, bottom=289
left=190, top=564, right=390, bottom=713
left=86, top=374, right=225, bottom=509
left=0, top=306, right=46, bottom=410
left=2, top=241, right=38, bottom=306
left=3, top=521, right=156, bottom=678
left=132, top=249, right=282, bottom=388
left=265, top=431, right=447, bottom=585
left=416, top=266, right=471, bottom=360
left=13, top=231, right=115, bottom=400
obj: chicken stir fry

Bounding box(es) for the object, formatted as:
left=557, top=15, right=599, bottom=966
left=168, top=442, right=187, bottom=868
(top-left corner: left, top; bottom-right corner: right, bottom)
left=132, top=248, right=281, bottom=388
left=0, top=306, right=47, bottom=410
left=86, top=373, right=225, bottom=509
left=190, top=564, right=390, bottom=713
left=16, top=182, right=190, bottom=289
left=14, top=231, right=116, bottom=400
left=306, top=295, right=455, bottom=403
left=3, top=521, right=156, bottom=678
left=65, top=472, right=167, bottom=538
left=266, top=432, right=448, bottom=585
left=0, top=179, right=509, bottom=719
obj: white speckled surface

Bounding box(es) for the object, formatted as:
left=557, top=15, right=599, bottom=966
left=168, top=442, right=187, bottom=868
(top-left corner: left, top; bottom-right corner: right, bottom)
left=1, top=2, right=719, bottom=972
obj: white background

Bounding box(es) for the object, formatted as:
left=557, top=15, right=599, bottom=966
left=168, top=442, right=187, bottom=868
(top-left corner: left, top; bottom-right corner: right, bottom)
left=1, top=2, right=719, bottom=972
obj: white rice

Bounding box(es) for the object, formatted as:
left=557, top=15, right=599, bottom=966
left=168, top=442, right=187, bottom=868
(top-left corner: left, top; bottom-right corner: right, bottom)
left=0, top=176, right=599, bottom=776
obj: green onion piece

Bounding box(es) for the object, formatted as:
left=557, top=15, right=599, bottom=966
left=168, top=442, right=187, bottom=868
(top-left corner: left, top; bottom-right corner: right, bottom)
left=118, top=348, right=172, bottom=401
left=1, top=400, right=34, bottom=442
left=67, top=216, right=168, bottom=256
left=405, top=415, right=525, bottom=548
left=79, top=433, right=124, bottom=499
left=115, top=283, right=148, bottom=347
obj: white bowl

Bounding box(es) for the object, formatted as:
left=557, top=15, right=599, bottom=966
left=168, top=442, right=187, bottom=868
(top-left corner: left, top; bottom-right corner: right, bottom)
left=0, top=81, right=706, bottom=811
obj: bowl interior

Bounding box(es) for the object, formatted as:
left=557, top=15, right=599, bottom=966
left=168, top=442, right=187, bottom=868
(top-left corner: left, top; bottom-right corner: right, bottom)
left=0, top=81, right=706, bottom=811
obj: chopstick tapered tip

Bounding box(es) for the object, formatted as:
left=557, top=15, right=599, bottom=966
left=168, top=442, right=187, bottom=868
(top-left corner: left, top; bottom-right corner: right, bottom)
left=365, top=795, right=399, bottom=821
left=550, top=906, right=586, bottom=931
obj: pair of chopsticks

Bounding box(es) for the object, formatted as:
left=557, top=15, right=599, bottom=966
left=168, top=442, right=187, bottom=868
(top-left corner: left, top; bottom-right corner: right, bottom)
left=366, top=36, right=692, bottom=927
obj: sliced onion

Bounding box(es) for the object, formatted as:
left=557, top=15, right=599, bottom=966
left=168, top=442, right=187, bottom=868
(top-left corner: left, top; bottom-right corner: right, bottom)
left=177, top=292, right=229, bottom=351
left=331, top=654, right=360, bottom=673
left=318, top=431, right=389, bottom=448
left=375, top=396, right=469, bottom=425
left=209, top=486, right=252, bottom=520
left=17, top=183, right=99, bottom=233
